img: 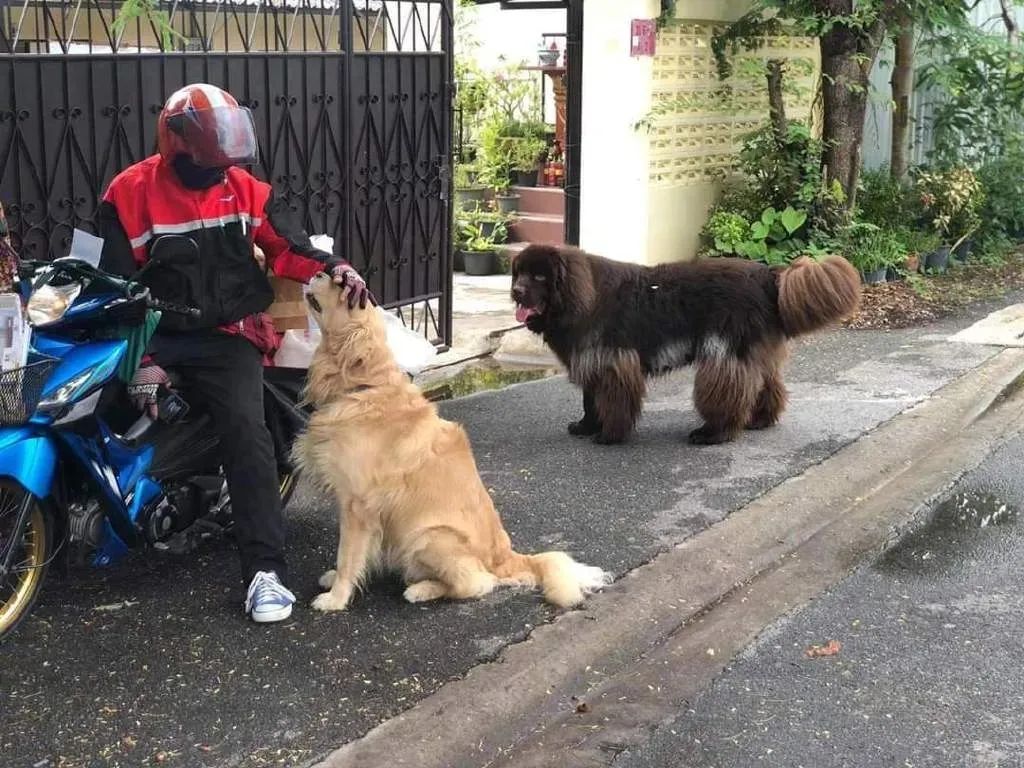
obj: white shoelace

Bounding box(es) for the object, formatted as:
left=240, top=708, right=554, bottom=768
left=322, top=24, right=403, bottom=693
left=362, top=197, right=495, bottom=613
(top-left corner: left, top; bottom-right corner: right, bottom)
left=245, top=571, right=296, bottom=613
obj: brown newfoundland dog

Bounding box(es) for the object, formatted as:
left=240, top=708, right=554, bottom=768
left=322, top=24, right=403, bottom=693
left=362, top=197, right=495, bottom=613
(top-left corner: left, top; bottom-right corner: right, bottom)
left=511, top=245, right=861, bottom=446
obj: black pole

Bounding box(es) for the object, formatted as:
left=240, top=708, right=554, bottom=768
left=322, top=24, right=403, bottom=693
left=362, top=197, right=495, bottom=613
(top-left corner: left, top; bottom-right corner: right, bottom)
left=564, top=0, right=583, bottom=245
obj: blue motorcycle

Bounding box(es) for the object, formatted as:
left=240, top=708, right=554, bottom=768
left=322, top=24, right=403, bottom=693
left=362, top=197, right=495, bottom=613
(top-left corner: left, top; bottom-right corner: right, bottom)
left=0, top=237, right=307, bottom=640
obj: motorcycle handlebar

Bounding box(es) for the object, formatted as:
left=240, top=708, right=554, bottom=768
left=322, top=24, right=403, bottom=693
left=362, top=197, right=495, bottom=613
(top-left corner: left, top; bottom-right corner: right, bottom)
left=145, top=295, right=202, bottom=319
left=21, top=261, right=200, bottom=318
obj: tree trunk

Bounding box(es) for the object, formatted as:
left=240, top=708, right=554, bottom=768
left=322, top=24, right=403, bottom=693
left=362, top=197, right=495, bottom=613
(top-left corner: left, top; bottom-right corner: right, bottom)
left=819, top=20, right=887, bottom=210
left=890, top=23, right=915, bottom=181
left=766, top=59, right=788, bottom=145
left=999, top=0, right=1019, bottom=46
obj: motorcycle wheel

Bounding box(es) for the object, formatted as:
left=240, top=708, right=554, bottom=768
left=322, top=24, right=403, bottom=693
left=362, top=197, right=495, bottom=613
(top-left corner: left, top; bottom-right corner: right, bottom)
left=0, top=481, right=52, bottom=642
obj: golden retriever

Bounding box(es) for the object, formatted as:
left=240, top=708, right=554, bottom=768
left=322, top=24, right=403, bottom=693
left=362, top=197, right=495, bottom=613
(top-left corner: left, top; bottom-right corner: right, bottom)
left=294, top=275, right=610, bottom=611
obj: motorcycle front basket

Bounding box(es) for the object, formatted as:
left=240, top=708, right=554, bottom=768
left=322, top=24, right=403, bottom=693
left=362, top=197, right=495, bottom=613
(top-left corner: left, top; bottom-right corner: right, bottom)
left=0, top=355, right=58, bottom=426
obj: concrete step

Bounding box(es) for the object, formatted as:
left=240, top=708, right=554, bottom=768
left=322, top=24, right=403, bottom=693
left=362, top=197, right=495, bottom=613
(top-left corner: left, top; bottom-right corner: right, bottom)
left=508, top=213, right=565, bottom=245
left=510, top=185, right=565, bottom=216
left=492, top=326, right=561, bottom=368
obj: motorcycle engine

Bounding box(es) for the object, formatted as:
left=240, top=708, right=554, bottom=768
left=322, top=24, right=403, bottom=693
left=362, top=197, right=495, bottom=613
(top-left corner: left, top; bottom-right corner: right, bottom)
left=67, top=500, right=104, bottom=548
left=141, top=476, right=228, bottom=548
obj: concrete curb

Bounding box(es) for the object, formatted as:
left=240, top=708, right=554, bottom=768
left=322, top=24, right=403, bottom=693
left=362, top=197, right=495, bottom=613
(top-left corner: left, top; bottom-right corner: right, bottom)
left=312, top=349, right=1024, bottom=768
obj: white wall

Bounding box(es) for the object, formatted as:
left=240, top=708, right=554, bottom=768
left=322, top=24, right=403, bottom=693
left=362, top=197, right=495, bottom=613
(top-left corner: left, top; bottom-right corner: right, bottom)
left=577, top=0, right=660, bottom=263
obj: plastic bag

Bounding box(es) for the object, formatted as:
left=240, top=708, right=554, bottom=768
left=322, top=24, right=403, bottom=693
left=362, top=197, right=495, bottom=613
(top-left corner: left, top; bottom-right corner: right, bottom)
left=274, top=329, right=320, bottom=369
left=379, top=309, right=437, bottom=375
left=302, top=233, right=435, bottom=374
left=273, top=309, right=436, bottom=375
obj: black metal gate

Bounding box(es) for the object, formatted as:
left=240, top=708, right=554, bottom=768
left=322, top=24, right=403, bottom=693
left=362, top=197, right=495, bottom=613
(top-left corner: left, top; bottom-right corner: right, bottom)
left=0, top=0, right=454, bottom=345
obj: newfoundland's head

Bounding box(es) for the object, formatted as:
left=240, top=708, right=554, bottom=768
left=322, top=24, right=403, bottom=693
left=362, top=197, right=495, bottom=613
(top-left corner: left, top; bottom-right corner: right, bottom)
left=511, top=244, right=596, bottom=333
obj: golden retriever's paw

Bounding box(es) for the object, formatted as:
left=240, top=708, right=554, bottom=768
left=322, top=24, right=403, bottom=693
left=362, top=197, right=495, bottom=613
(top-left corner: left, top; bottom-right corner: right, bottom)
left=311, top=590, right=351, bottom=612
left=403, top=580, right=448, bottom=604
left=318, top=569, right=337, bottom=589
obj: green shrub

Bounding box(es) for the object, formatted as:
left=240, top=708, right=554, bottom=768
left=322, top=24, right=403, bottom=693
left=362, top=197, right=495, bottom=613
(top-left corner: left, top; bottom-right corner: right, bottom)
left=972, top=232, right=1014, bottom=266
left=702, top=211, right=751, bottom=254
left=893, top=226, right=940, bottom=256
left=857, top=168, right=914, bottom=231
left=713, top=180, right=764, bottom=221
left=738, top=122, right=822, bottom=210
left=721, top=206, right=808, bottom=266
left=976, top=155, right=1024, bottom=240
left=710, top=122, right=844, bottom=239
left=836, top=222, right=906, bottom=274
left=915, top=165, right=985, bottom=246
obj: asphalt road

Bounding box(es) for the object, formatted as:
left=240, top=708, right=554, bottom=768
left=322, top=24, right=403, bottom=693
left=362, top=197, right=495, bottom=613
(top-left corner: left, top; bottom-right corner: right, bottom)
left=0, top=310, right=1003, bottom=768
left=615, top=432, right=1024, bottom=768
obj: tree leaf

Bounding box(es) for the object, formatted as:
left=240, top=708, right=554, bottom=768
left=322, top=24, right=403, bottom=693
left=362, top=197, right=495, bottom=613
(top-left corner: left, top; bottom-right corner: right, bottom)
left=780, top=207, right=807, bottom=234
left=714, top=237, right=736, bottom=253
left=750, top=221, right=770, bottom=240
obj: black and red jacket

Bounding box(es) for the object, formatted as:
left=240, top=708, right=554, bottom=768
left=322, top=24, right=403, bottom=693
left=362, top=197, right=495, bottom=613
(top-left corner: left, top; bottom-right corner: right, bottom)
left=97, top=154, right=342, bottom=351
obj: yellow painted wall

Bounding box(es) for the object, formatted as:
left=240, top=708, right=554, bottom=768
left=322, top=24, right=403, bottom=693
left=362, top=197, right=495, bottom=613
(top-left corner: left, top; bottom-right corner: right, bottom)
left=643, top=13, right=819, bottom=263
left=579, top=1, right=819, bottom=266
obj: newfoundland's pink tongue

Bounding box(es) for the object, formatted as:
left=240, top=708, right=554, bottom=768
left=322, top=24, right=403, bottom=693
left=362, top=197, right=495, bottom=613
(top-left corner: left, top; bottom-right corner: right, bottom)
left=515, top=305, right=534, bottom=324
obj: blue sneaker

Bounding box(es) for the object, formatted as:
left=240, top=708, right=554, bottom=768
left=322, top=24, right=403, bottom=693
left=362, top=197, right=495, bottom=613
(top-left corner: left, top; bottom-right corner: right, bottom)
left=245, top=571, right=295, bottom=623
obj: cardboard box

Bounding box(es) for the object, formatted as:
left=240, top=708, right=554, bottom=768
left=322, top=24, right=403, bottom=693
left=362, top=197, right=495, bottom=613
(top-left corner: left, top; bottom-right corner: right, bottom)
left=254, top=244, right=311, bottom=332
left=267, top=276, right=310, bottom=332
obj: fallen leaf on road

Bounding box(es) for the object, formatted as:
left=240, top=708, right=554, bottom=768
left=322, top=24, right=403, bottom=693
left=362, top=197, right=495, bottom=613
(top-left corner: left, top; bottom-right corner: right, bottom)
left=805, top=639, right=842, bottom=658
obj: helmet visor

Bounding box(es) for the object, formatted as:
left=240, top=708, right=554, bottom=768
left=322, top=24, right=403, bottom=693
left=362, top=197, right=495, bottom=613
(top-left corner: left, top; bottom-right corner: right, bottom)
left=167, top=105, right=258, bottom=168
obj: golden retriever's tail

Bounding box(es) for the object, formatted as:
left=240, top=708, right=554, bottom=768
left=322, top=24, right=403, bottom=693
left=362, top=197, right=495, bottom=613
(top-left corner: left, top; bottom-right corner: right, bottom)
left=777, top=255, right=861, bottom=337
left=497, top=551, right=611, bottom=608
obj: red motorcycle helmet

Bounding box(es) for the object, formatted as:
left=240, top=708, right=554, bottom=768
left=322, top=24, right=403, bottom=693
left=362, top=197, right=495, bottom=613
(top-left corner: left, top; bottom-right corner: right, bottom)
left=157, top=83, right=258, bottom=168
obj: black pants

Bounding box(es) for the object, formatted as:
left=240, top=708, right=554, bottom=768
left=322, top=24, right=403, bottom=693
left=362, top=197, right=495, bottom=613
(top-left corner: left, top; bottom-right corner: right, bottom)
left=149, top=332, right=287, bottom=585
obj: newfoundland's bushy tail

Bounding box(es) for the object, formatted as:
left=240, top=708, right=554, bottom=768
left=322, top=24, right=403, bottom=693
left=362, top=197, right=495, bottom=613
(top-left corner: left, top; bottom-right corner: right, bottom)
left=495, top=551, right=612, bottom=609
left=777, top=255, right=861, bottom=337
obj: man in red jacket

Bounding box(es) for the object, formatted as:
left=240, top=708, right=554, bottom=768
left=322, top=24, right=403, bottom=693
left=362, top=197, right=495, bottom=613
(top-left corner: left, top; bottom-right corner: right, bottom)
left=98, top=83, right=371, bottom=623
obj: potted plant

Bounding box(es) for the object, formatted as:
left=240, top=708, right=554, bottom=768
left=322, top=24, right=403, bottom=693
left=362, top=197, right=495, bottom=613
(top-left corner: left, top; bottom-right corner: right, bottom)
left=476, top=208, right=509, bottom=242
left=477, top=130, right=521, bottom=214
left=915, top=166, right=984, bottom=274
left=453, top=216, right=471, bottom=271
left=840, top=222, right=904, bottom=284
left=454, top=162, right=487, bottom=212
left=480, top=116, right=548, bottom=189
left=893, top=227, right=940, bottom=274
left=509, top=136, right=547, bottom=187
left=460, top=220, right=501, bottom=275
left=490, top=168, right=521, bottom=215
left=481, top=151, right=520, bottom=215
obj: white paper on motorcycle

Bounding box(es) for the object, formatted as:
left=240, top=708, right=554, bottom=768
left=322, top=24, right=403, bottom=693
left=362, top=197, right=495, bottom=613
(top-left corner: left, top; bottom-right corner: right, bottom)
left=0, top=292, right=29, bottom=372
